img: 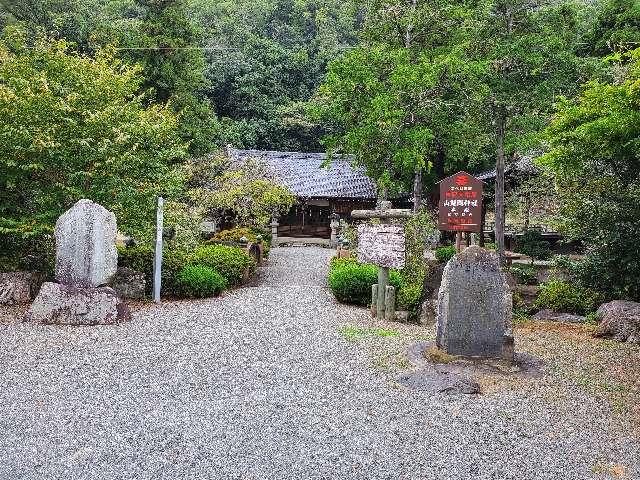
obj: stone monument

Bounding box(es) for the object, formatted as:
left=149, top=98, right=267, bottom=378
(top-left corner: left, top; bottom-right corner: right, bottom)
left=436, top=246, right=514, bottom=361
left=25, top=200, right=131, bottom=325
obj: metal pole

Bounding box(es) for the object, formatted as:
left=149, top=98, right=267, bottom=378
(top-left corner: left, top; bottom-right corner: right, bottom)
left=153, top=196, right=164, bottom=303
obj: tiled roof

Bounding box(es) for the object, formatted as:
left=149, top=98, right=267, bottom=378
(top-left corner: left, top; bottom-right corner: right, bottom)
left=227, top=148, right=378, bottom=199
left=475, top=155, right=540, bottom=181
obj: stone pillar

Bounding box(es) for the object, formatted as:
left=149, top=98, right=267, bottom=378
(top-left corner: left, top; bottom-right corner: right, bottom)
left=384, top=285, right=396, bottom=321
left=371, top=284, right=378, bottom=317
left=25, top=199, right=131, bottom=325
left=270, top=218, right=279, bottom=246
left=330, top=218, right=340, bottom=247
left=436, top=246, right=513, bottom=361
left=376, top=267, right=389, bottom=319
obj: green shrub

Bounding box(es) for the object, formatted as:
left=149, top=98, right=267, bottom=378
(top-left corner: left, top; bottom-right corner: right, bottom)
left=209, top=227, right=271, bottom=258
left=435, top=246, right=456, bottom=263
left=397, top=281, right=423, bottom=313
left=508, top=264, right=538, bottom=285
left=515, top=229, right=552, bottom=264
left=328, top=262, right=402, bottom=306
left=533, top=280, right=605, bottom=315
left=484, top=242, right=497, bottom=251
left=191, top=244, right=256, bottom=286
left=210, top=227, right=257, bottom=243
left=174, top=265, right=227, bottom=298
left=329, top=256, right=357, bottom=269
left=117, top=245, right=191, bottom=296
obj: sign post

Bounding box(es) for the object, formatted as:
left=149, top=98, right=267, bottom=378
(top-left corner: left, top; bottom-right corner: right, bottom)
left=352, top=201, right=412, bottom=320
left=438, top=172, right=484, bottom=253
left=153, top=196, right=164, bottom=303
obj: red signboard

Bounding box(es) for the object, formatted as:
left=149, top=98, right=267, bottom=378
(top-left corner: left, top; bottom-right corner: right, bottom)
left=438, top=171, right=483, bottom=233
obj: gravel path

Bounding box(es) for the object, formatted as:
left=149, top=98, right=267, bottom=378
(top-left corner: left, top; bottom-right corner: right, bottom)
left=1, top=247, right=639, bottom=480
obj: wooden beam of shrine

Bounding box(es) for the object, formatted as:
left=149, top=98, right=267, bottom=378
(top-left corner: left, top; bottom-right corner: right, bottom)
left=351, top=209, right=413, bottom=220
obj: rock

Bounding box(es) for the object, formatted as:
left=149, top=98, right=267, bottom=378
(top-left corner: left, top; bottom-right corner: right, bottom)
left=25, top=282, right=131, bottom=325
left=396, top=370, right=480, bottom=395
left=0, top=272, right=44, bottom=305
left=395, top=310, right=410, bottom=323
left=416, top=262, right=444, bottom=326
left=532, top=309, right=586, bottom=323
left=55, top=199, right=118, bottom=288
left=436, top=246, right=514, bottom=361
left=514, top=284, right=540, bottom=308
left=595, top=300, right=640, bottom=343
left=110, top=267, right=146, bottom=300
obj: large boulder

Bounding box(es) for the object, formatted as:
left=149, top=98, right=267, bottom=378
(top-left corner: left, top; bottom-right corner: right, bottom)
left=110, top=267, right=146, bottom=300
left=55, top=199, right=118, bottom=288
left=25, top=282, right=131, bottom=325
left=0, top=272, right=44, bottom=305
left=436, top=246, right=514, bottom=361
left=595, top=300, right=640, bottom=343
left=416, top=262, right=444, bottom=325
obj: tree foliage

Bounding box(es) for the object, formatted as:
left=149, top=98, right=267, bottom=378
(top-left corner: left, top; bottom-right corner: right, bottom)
left=186, top=153, right=295, bottom=229
left=313, top=0, right=491, bottom=198
left=540, top=48, right=640, bottom=300
left=0, top=31, right=186, bottom=245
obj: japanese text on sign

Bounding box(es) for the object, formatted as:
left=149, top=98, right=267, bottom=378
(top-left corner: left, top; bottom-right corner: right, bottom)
left=357, top=224, right=405, bottom=269
left=438, top=172, right=483, bottom=233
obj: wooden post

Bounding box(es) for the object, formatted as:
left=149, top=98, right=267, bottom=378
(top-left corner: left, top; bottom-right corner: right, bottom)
left=455, top=231, right=462, bottom=253
left=376, top=267, right=389, bottom=319
left=153, top=196, right=164, bottom=303
left=371, top=284, right=378, bottom=317
left=495, top=111, right=506, bottom=266
left=384, top=285, right=396, bottom=321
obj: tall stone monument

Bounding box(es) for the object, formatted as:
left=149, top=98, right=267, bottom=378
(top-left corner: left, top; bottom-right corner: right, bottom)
left=55, top=199, right=118, bottom=287
left=436, top=246, right=514, bottom=361
left=25, top=200, right=131, bottom=325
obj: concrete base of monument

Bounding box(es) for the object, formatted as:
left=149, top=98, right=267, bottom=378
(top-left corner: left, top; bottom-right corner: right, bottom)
left=395, top=341, right=544, bottom=395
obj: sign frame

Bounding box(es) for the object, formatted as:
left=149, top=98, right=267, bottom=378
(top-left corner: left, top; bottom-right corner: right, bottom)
left=438, top=171, right=484, bottom=233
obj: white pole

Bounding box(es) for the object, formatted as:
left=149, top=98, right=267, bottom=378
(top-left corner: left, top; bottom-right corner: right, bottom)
left=153, top=197, right=164, bottom=303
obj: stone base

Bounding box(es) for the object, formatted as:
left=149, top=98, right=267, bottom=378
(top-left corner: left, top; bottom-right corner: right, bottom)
left=0, top=271, right=44, bottom=305
left=25, top=282, right=131, bottom=325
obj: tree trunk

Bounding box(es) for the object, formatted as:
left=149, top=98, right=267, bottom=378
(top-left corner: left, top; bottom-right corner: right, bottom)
left=495, top=112, right=506, bottom=266
left=479, top=202, right=487, bottom=247
left=434, top=143, right=446, bottom=180
left=523, top=195, right=531, bottom=231
left=412, top=168, right=422, bottom=213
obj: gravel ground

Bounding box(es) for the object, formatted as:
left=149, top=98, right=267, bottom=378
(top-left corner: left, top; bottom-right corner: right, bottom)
left=1, top=246, right=639, bottom=480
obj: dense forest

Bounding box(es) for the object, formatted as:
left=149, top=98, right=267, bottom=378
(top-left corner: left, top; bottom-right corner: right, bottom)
left=1, top=0, right=640, bottom=298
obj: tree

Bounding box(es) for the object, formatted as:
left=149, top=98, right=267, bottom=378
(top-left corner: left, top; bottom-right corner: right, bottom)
left=185, top=153, right=295, bottom=229
left=313, top=0, right=490, bottom=204
left=89, top=0, right=221, bottom=156
left=190, top=0, right=361, bottom=151
left=0, top=30, right=186, bottom=257
left=583, top=0, right=640, bottom=57
left=540, top=47, right=640, bottom=300
left=470, top=0, right=582, bottom=264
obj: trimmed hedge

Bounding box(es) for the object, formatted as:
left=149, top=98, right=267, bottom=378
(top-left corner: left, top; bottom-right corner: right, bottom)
left=435, top=246, right=456, bottom=263
left=175, top=265, right=227, bottom=298
left=533, top=280, right=604, bottom=315
left=328, top=261, right=402, bottom=306
left=118, top=243, right=255, bottom=296
left=117, top=245, right=190, bottom=296
left=191, top=244, right=256, bottom=286
left=208, top=227, right=271, bottom=258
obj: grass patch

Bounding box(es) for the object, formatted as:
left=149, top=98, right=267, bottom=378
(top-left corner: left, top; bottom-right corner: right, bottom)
left=338, top=325, right=401, bottom=342
left=425, top=346, right=459, bottom=364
